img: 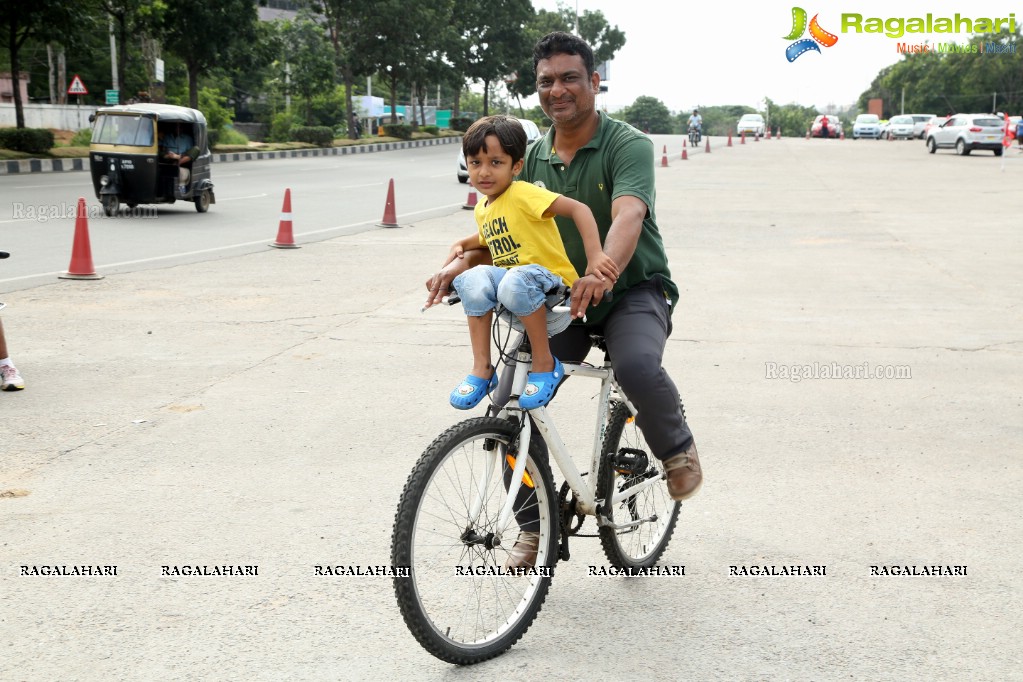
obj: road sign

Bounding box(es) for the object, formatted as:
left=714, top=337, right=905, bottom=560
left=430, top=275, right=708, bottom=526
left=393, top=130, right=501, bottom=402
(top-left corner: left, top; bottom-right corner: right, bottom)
left=105, top=90, right=119, bottom=105
left=68, top=74, right=88, bottom=95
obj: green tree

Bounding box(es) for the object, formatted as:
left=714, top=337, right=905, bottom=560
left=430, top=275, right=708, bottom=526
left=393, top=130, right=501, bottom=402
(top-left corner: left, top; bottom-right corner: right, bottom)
left=279, top=11, right=336, bottom=124
left=622, top=96, right=672, bottom=134
left=159, top=0, right=259, bottom=109
left=508, top=4, right=626, bottom=105
left=762, top=97, right=819, bottom=137
left=314, top=0, right=382, bottom=139
left=0, top=0, right=95, bottom=127
left=460, top=0, right=533, bottom=116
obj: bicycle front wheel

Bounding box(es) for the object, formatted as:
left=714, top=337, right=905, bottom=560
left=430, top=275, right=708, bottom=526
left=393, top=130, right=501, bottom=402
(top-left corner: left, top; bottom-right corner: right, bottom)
left=391, top=417, right=558, bottom=664
left=596, top=402, right=681, bottom=568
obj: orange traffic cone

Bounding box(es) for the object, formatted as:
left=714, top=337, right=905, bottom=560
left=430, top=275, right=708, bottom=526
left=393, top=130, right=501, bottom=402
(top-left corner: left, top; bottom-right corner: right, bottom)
left=806, top=130, right=811, bottom=139
left=59, top=198, right=103, bottom=280
left=727, top=131, right=733, bottom=147
left=660, top=145, right=668, bottom=167
left=270, top=188, right=299, bottom=249
left=839, top=130, right=845, bottom=140
left=766, top=129, right=772, bottom=140
left=741, top=132, right=746, bottom=145
left=705, top=137, right=711, bottom=153
left=462, top=190, right=478, bottom=210
left=378, top=178, right=400, bottom=228
left=681, top=146, right=688, bottom=160
left=777, top=128, right=781, bottom=139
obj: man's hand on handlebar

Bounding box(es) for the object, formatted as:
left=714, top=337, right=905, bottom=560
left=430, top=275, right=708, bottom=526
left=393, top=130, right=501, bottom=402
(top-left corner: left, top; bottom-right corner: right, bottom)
left=569, top=274, right=613, bottom=319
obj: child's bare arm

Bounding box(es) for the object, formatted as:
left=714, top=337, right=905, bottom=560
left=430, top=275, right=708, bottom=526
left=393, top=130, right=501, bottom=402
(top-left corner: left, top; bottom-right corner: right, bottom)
left=444, top=233, right=487, bottom=266
left=546, top=196, right=620, bottom=282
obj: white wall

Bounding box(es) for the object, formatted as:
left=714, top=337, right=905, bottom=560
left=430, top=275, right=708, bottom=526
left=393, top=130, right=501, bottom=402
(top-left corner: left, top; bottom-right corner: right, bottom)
left=0, top=103, right=97, bottom=131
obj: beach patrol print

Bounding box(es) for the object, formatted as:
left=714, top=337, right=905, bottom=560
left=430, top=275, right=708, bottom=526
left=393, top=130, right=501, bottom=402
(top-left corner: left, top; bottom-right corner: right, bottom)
left=474, top=180, right=579, bottom=286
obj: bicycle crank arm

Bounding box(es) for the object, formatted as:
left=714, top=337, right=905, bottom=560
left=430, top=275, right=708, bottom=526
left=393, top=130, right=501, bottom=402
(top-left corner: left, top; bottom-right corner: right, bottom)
left=596, top=513, right=659, bottom=531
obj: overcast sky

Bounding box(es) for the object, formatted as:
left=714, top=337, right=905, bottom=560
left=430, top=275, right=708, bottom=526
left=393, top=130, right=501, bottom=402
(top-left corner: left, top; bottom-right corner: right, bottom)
left=523, top=0, right=1018, bottom=114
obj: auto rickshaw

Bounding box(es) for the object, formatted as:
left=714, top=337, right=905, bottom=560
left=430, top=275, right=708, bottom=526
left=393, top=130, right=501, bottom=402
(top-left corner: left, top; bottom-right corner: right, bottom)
left=88, top=103, right=215, bottom=215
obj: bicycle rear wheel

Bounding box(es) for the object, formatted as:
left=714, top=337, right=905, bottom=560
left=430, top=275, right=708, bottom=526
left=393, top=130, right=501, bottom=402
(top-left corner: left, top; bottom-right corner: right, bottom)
left=391, top=417, right=558, bottom=664
left=596, top=401, right=681, bottom=568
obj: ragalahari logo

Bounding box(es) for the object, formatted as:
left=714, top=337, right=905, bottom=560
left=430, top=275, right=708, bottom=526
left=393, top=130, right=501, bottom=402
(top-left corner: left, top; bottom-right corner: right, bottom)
left=784, top=7, right=839, bottom=61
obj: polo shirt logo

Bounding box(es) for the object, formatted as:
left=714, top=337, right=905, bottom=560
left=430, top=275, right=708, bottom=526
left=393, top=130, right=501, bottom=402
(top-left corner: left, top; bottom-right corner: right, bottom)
left=533, top=181, right=547, bottom=190
left=598, top=183, right=604, bottom=191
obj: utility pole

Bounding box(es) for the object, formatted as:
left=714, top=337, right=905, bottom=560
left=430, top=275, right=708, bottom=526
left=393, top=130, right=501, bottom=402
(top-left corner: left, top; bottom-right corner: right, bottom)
left=109, top=18, right=119, bottom=92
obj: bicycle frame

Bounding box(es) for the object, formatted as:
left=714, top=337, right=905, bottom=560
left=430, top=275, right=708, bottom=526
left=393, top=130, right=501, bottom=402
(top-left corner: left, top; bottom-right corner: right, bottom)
left=475, top=326, right=663, bottom=540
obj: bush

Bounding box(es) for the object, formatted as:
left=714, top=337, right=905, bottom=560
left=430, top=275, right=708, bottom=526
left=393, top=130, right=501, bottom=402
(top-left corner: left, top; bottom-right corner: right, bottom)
left=421, top=125, right=439, bottom=135
left=449, top=117, right=474, bottom=133
left=268, top=111, right=302, bottom=143
left=215, top=125, right=249, bottom=146
left=0, top=128, right=55, bottom=154
left=292, top=126, right=334, bottom=147
left=70, top=128, right=92, bottom=146
left=382, top=123, right=413, bottom=140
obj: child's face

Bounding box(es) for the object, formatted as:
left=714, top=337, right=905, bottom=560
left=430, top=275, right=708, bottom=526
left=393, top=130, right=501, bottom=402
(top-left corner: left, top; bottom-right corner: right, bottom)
left=466, top=134, right=523, bottom=199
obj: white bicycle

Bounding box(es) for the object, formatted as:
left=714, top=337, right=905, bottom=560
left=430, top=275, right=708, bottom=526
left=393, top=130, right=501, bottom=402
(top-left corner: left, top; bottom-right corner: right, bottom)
left=391, top=288, right=682, bottom=664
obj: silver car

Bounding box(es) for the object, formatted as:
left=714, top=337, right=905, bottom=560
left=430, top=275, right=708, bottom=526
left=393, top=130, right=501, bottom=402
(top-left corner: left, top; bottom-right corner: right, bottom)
left=886, top=115, right=916, bottom=140
left=457, top=118, right=542, bottom=183
left=909, top=114, right=935, bottom=139
left=926, top=113, right=1006, bottom=156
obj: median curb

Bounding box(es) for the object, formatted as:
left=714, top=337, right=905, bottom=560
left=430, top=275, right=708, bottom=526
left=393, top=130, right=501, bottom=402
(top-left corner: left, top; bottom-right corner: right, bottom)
left=0, top=135, right=462, bottom=175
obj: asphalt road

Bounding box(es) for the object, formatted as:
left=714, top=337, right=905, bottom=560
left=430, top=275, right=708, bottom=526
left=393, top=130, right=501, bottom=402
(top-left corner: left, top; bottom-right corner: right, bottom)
left=0, top=143, right=469, bottom=290
left=1, top=135, right=1020, bottom=680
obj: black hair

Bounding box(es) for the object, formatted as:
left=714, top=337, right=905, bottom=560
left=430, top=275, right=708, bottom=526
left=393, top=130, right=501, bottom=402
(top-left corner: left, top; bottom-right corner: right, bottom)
left=462, top=115, right=527, bottom=163
left=532, top=31, right=595, bottom=78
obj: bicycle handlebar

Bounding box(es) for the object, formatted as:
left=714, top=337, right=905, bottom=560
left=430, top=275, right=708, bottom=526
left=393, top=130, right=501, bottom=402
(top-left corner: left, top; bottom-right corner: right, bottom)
left=0, top=252, right=10, bottom=259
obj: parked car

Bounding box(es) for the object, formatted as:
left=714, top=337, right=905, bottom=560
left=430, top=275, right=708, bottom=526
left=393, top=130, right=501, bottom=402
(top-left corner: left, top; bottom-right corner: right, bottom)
left=877, top=119, right=890, bottom=138
left=921, top=115, right=949, bottom=141
left=852, top=114, right=882, bottom=139
left=457, top=118, right=542, bottom=183
left=886, top=115, right=916, bottom=140
left=810, top=115, right=842, bottom=138
left=926, top=113, right=1006, bottom=156
left=909, top=114, right=936, bottom=138
left=736, top=113, right=766, bottom=138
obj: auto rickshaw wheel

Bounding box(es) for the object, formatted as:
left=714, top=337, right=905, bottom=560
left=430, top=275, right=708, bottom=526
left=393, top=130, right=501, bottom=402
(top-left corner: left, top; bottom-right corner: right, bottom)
left=195, top=189, right=211, bottom=213
left=102, top=195, right=120, bottom=217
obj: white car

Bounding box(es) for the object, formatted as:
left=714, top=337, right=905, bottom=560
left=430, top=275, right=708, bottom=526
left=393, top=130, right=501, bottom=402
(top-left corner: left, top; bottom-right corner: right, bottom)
left=926, top=113, right=1006, bottom=156
left=886, top=115, right=916, bottom=140
left=736, top=113, right=765, bottom=138
left=852, top=114, right=882, bottom=139
left=909, top=114, right=936, bottom=139
left=457, top=118, right=542, bottom=183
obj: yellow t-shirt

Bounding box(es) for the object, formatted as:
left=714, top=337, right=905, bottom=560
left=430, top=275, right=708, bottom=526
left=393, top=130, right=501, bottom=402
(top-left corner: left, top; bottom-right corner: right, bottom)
left=474, top=181, right=579, bottom=286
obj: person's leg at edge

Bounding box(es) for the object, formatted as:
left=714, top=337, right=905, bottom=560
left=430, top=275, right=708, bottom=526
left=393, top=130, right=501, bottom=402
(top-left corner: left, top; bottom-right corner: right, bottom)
left=601, top=280, right=700, bottom=500
left=0, top=317, right=25, bottom=391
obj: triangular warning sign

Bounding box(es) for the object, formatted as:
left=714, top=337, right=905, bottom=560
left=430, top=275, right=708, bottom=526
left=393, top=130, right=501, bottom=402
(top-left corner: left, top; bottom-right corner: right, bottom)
left=67, top=74, right=88, bottom=95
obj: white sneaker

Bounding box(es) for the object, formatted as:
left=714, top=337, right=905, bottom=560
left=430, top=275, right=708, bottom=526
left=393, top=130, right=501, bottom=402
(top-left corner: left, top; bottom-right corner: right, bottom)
left=1, top=364, right=24, bottom=391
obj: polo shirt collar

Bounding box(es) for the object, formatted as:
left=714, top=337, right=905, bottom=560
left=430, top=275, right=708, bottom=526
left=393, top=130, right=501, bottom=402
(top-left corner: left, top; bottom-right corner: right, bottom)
left=537, top=111, right=608, bottom=163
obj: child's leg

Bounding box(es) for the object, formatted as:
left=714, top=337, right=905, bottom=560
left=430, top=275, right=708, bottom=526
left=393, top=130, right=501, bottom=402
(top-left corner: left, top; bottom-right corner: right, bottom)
left=518, top=309, right=554, bottom=373
left=467, top=312, right=494, bottom=378
left=453, top=265, right=506, bottom=378
left=495, top=265, right=564, bottom=374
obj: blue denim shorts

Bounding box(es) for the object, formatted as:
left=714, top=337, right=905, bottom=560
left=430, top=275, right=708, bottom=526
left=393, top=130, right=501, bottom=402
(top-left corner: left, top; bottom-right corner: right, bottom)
left=452, top=264, right=572, bottom=337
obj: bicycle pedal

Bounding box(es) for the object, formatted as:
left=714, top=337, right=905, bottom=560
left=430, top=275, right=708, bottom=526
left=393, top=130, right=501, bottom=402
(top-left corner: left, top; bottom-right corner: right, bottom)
left=612, top=447, right=648, bottom=476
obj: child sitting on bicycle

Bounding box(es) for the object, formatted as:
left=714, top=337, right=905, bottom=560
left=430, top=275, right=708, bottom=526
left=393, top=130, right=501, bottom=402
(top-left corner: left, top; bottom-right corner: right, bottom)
left=437, top=115, right=618, bottom=411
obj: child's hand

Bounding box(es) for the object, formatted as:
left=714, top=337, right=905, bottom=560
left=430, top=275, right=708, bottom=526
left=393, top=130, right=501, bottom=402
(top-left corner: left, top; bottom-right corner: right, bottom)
left=585, top=252, right=620, bottom=283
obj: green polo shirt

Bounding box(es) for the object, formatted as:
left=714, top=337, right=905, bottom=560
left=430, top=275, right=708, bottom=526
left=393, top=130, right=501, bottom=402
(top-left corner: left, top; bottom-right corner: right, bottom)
left=519, top=111, right=678, bottom=324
